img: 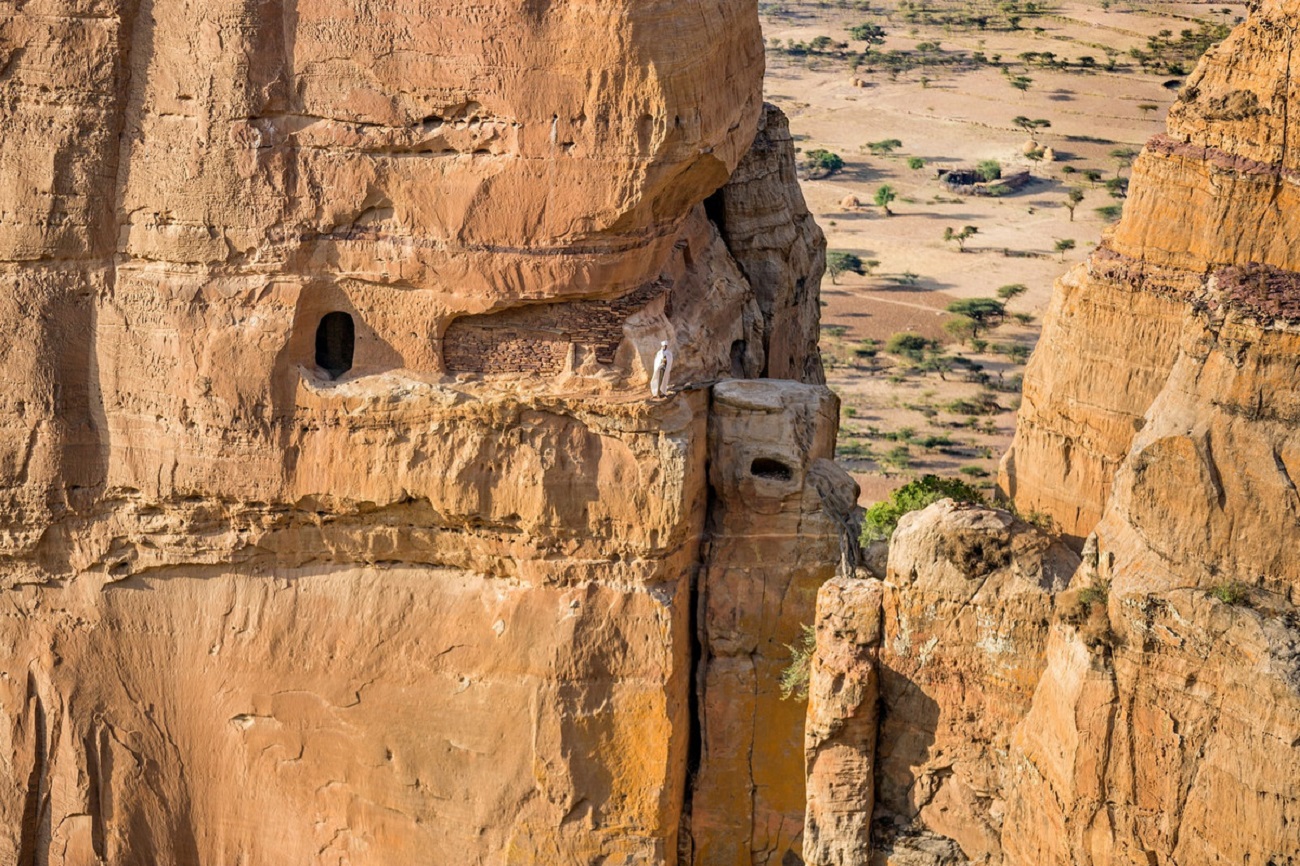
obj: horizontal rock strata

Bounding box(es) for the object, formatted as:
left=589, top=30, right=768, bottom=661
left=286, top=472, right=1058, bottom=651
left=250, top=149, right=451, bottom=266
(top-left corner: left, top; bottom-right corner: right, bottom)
left=0, top=0, right=846, bottom=861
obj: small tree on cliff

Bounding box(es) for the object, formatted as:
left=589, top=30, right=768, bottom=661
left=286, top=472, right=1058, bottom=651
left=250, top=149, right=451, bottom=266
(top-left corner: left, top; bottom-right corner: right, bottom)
left=861, top=475, right=985, bottom=542
left=779, top=624, right=817, bottom=700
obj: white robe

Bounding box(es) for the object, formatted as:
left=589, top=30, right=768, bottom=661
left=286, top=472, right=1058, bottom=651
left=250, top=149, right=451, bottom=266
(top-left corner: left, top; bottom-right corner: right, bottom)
left=651, top=346, right=674, bottom=397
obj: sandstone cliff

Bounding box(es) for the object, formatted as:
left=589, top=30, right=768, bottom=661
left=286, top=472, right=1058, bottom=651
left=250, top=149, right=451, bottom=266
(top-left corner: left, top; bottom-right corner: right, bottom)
left=806, top=3, right=1300, bottom=863
left=0, top=0, right=854, bottom=862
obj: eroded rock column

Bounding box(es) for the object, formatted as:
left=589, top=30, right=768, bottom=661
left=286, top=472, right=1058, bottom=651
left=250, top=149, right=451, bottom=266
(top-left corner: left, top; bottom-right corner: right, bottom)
left=688, top=379, right=858, bottom=866
left=803, top=576, right=882, bottom=866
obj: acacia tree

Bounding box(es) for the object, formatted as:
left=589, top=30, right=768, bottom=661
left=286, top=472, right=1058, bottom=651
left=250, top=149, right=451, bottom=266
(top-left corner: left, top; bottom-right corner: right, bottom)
left=1065, top=188, right=1085, bottom=221
left=1012, top=116, right=1052, bottom=135
left=943, top=225, right=979, bottom=252
left=944, top=315, right=978, bottom=344
left=945, top=298, right=1005, bottom=336
left=867, top=138, right=903, bottom=156
left=848, top=23, right=886, bottom=46
left=875, top=185, right=897, bottom=215
left=804, top=149, right=845, bottom=178
left=826, top=251, right=866, bottom=284
left=1055, top=238, right=1077, bottom=260
left=1110, top=146, right=1140, bottom=177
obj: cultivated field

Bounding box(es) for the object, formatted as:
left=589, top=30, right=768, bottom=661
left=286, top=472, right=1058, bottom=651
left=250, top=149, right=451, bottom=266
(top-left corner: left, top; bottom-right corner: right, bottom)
left=761, top=0, right=1246, bottom=503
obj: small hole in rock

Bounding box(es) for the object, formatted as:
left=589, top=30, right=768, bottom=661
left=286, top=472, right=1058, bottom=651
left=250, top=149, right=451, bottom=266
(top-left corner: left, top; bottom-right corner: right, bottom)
left=750, top=458, right=794, bottom=481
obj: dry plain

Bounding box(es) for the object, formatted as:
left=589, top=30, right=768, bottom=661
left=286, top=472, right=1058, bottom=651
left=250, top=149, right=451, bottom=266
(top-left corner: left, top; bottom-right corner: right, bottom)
left=760, top=0, right=1246, bottom=503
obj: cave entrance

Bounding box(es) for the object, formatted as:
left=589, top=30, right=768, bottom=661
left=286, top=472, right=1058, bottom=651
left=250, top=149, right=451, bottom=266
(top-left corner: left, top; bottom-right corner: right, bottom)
left=315, top=311, right=355, bottom=380
left=750, top=457, right=794, bottom=482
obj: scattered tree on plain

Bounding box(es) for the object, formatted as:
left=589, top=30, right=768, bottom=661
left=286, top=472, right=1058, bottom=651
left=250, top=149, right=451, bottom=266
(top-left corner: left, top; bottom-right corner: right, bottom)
left=803, top=149, right=845, bottom=178
left=826, top=251, right=866, bottom=284
left=848, top=23, right=887, bottom=46
left=875, top=185, right=897, bottom=215
left=944, top=315, right=979, bottom=344
left=1012, top=116, right=1052, bottom=134
left=1055, top=238, right=1077, bottom=260
left=1110, top=147, right=1139, bottom=176
left=885, top=332, right=931, bottom=359
left=943, top=225, right=979, bottom=252
left=945, top=298, right=1005, bottom=335
left=1065, top=188, right=1085, bottom=221
left=867, top=138, right=903, bottom=156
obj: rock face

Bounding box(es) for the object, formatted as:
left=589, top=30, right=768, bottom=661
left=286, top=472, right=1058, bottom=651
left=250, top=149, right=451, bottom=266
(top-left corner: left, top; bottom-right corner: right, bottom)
left=1001, top=0, right=1300, bottom=546
left=0, top=0, right=853, bottom=862
left=689, top=380, right=857, bottom=866
left=806, top=4, right=1300, bottom=864
left=802, top=502, right=1077, bottom=866
left=803, top=576, right=882, bottom=866
left=996, top=7, right=1300, bottom=854
left=706, top=107, right=827, bottom=384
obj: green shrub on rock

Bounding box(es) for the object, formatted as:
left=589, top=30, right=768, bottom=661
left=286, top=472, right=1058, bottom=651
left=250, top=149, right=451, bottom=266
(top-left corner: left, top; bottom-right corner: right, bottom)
left=860, top=475, right=986, bottom=543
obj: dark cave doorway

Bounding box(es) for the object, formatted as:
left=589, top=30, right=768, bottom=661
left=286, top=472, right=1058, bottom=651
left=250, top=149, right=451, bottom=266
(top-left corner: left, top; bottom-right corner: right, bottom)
left=315, top=311, right=355, bottom=380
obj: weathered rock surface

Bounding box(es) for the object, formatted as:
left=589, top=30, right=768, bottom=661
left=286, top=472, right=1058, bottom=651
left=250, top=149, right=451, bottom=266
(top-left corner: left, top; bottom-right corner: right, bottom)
left=995, top=7, right=1300, bottom=852
left=705, top=106, right=827, bottom=385
left=689, top=380, right=858, bottom=866
left=801, top=502, right=1074, bottom=866
left=1001, top=0, right=1300, bottom=545
left=803, top=576, right=882, bottom=866
left=0, top=0, right=852, bottom=862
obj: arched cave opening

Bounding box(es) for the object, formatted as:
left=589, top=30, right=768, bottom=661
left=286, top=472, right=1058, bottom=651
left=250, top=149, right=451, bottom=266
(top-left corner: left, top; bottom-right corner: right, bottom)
left=315, top=311, right=355, bottom=380
left=750, top=457, right=794, bottom=482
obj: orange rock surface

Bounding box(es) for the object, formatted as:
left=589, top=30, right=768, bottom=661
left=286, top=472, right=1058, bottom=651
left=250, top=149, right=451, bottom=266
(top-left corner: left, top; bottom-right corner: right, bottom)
left=0, top=0, right=858, bottom=861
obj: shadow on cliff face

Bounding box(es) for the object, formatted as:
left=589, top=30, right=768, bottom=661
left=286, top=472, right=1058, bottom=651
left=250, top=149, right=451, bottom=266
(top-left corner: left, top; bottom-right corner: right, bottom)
left=871, top=666, right=940, bottom=833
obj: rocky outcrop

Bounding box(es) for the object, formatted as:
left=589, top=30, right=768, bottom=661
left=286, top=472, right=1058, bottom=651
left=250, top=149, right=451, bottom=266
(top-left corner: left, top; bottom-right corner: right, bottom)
left=688, top=381, right=857, bottom=866
left=706, top=106, right=827, bottom=384
left=0, top=0, right=852, bottom=862
left=803, top=576, right=882, bottom=866
left=1000, top=0, right=1300, bottom=545
left=802, top=502, right=1076, bottom=866
left=995, top=6, right=1300, bottom=853
left=807, top=4, right=1300, bottom=864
